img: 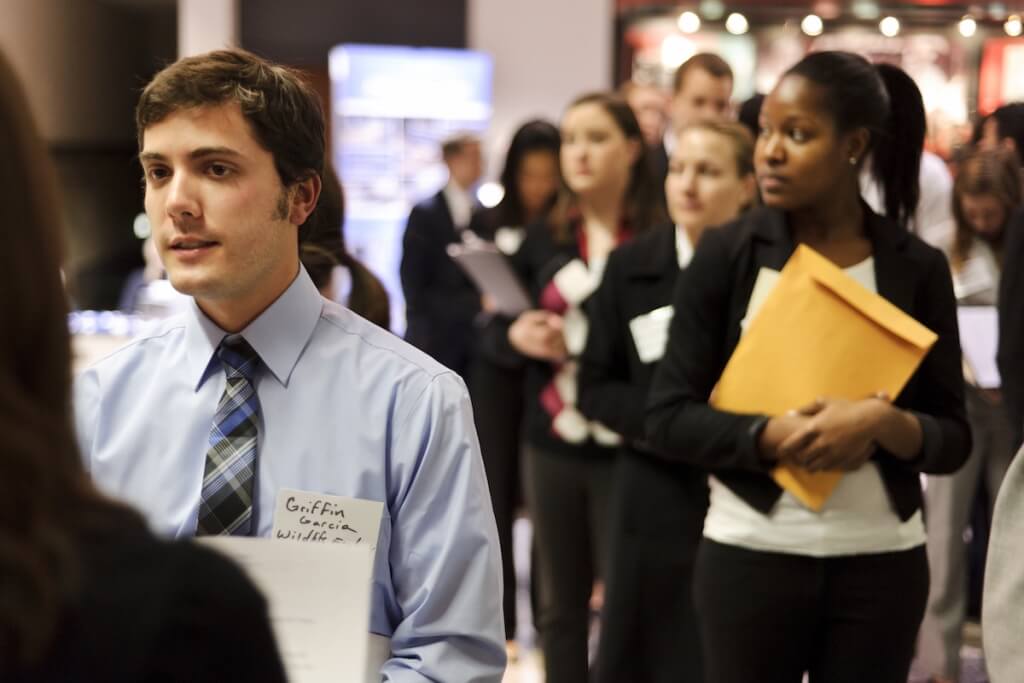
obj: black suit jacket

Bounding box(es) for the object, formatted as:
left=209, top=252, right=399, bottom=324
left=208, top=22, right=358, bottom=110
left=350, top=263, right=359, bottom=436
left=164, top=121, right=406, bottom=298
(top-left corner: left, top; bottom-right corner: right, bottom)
left=646, top=205, right=971, bottom=520
left=998, top=207, right=1024, bottom=449
left=479, top=219, right=615, bottom=458
left=400, top=189, right=481, bottom=376
left=579, top=223, right=680, bottom=441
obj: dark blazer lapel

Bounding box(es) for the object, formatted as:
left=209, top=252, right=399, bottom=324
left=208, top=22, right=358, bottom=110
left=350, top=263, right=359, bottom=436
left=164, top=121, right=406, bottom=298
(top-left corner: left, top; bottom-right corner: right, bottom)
left=750, top=207, right=796, bottom=271
left=864, top=207, right=915, bottom=316
left=626, top=223, right=678, bottom=280
left=434, top=189, right=457, bottom=238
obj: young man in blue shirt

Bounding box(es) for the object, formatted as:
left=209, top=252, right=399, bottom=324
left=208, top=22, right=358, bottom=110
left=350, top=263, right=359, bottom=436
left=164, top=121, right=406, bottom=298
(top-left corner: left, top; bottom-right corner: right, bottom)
left=73, top=48, right=505, bottom=681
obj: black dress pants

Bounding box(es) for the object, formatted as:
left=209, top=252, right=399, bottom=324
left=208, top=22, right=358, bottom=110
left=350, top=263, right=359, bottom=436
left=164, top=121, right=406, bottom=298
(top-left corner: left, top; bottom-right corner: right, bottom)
left=524, top=444, right=613, bottom=683
left=594, top=451, right=708, bottom=683
left=468, top=356, right=526, bottom=640
left=694, top=539, right=929, bottom=683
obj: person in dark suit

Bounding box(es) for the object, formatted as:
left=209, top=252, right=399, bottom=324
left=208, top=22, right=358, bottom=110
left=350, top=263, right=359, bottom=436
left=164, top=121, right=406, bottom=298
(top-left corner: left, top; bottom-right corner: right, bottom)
left=0, top=50, right=285, bottom=682
left=481, top=92, right=665, bottom=683
left=466, top=119, right=561, bottom=655
left=400, top=133, right=483, bottom=376
left=580, top=120, right=756, bottom=683
left=646, top=53, right=970, bottom=683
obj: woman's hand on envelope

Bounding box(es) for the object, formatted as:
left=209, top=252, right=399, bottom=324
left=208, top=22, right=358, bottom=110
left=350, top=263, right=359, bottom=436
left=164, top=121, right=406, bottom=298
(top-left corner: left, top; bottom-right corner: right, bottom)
left=774, top=397, right=891, bottom=472
left=508, top=310, right=568, bottom=362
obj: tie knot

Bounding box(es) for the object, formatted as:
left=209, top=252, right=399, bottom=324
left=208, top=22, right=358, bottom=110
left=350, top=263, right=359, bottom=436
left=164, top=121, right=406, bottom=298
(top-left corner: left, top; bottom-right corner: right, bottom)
left=217, top=336, right=260, bottom=381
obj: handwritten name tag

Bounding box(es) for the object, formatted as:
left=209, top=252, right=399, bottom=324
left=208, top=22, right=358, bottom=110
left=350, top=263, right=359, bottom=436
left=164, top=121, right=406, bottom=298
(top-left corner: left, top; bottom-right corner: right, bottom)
left=629, top=305, right=674, bottom=364
left=953, top=255, right=996, bottom=301
left=273, top=489, right=384, bottom=550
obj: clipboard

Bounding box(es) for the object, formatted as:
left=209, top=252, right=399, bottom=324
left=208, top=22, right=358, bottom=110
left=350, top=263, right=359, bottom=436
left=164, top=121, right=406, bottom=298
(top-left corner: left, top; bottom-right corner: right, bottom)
left=710, top=245, right=938, bottom=511
left=957, top=306, right=1000, bottom=389
left=447, top=241, right=532, bottom=316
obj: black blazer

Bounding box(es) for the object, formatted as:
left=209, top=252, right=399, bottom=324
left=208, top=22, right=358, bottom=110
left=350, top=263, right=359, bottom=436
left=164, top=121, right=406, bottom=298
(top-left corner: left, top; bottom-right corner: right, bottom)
left=998, top=207, right=1024, bottom=449
left=400, top=189, right=481, bottom=376
left=480, top=219, right=614, bottom=458
left=646, top=205, right=971, bottom=521
left=579, top=223, right=679, bottom=441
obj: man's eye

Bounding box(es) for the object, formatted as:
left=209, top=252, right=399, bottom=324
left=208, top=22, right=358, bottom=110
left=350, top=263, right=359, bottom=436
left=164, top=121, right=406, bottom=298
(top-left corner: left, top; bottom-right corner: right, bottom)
left=790, top=129, right=807, bottom=142
left=145, top=167, right=169, bottom=182
left=209, top=164, right=231, bottom=177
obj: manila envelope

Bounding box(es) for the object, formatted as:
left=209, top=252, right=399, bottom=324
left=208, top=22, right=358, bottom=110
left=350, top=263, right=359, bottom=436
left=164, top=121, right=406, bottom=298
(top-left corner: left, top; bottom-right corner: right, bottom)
left=710, top=245, right=938, bottom=511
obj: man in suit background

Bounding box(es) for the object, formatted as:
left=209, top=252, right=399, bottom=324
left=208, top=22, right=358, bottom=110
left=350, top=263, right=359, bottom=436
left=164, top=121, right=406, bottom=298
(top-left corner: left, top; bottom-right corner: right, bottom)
left=400, top=133, right=483, bottom=377
left=642, top=53, right=734, bottom=194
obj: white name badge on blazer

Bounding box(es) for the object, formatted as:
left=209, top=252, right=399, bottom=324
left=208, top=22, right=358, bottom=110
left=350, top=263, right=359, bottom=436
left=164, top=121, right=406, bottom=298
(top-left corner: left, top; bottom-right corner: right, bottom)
left=953, top=255, right=996, bottom=301
left=273, top=489, right=384, bottom=550
left=629, top=305, right=674, bottom=364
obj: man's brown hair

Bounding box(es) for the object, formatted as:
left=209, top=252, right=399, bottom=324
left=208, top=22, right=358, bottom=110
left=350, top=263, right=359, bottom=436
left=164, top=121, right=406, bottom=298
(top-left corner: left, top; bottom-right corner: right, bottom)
left=672, top=53, right=733, bottom=94
left=136, top=48, right=325, bottom=187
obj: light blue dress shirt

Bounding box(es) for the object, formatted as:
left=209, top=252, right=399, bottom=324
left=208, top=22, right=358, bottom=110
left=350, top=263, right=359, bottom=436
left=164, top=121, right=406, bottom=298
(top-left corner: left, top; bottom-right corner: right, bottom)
left=74, top=268, right=506, bottom=682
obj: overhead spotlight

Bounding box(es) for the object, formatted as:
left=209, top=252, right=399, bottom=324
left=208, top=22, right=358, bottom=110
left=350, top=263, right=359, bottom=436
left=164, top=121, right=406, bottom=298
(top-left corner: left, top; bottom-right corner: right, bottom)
left=801, top=14, right=824, bottom=36
left=879, top=16, right=900, bottom=37
left=959, top=15, right=978, bottom=37
left=476, top=182, right=504, bottom=209
left=700, top=0, right=725, bottom=21
left=725, top=12, right=749, bottom=35
left=678, top=11, right=701, bottom=34
left=1006, top=14, right=1022, bottom=36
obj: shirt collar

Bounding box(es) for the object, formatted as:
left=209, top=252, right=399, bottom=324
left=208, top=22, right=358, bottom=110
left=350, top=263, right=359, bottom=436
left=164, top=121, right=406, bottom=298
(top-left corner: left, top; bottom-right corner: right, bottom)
left=183, top=267, right=324, bottom=391
left=443, top=181, right=473, bottom=229
left=676, top=225, right=695, bottom=269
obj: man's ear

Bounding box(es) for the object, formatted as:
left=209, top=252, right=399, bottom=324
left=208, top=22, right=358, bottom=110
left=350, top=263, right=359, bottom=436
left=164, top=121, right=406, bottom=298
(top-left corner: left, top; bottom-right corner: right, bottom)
left=288, top=174, right=322, bottom=226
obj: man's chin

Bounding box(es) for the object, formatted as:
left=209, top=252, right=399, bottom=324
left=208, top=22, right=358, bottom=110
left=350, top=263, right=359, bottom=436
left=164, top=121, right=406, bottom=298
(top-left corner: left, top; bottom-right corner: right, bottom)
left=165, top=273, right=217, bottom=299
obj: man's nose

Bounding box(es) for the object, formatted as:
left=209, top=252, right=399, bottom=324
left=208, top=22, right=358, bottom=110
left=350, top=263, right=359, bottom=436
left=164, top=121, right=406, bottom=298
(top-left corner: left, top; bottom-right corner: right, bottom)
left=165, top=172, right=201, bottom=220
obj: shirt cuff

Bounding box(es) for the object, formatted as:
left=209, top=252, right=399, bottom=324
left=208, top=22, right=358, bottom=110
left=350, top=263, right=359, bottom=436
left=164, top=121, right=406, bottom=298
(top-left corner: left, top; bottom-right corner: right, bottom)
left=742, top=414, right=774, bottom=472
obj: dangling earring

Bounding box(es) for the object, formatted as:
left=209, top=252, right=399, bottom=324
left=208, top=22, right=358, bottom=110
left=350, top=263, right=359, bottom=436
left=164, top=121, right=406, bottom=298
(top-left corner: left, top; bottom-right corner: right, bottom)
left=849, top=156, right=858, bottom=166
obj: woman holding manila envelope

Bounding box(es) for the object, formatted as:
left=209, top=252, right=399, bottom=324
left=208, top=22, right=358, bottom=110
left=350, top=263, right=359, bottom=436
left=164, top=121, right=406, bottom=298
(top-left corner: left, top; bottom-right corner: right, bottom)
left=646, top=52, right=971, bottom=683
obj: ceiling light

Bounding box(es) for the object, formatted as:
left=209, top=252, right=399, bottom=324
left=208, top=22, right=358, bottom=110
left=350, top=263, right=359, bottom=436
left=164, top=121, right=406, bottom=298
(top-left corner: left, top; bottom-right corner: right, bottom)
left=476, top=182, right=504, bottom=209
left=879, top=16, right=900, bottom=37
left=1006, top=14, right=1022, bottom=36
left=959, top=15, right=977, bottom=37
left=678, top=11, right=701, bottom=34
left=801, top=14, right=824, bottom=37
left=725, top=12, right=749, bottom=35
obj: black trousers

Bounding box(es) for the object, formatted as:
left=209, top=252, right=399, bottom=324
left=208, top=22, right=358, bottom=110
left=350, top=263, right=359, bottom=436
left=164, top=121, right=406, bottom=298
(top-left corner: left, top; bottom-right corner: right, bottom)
left=594, top=451, right=708, bottom=683
left=524, top=444, right=613, bottom=683
left=468, top=356, right=526, bottom=640
left=694, top=539, right=929, bottom=683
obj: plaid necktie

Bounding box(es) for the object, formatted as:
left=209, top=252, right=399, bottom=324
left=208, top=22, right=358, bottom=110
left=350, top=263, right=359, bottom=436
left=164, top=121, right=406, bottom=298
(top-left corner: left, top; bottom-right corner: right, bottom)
left=196, top=336, right=261, bottom=536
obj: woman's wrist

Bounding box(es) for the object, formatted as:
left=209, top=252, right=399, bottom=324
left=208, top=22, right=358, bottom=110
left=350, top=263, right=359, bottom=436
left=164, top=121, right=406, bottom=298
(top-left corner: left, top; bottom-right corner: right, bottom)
left=865, top=398, right=922, bottom=461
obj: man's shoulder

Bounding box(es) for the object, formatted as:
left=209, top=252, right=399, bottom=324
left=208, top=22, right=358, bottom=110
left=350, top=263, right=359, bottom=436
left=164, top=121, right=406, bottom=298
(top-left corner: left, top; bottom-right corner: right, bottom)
left=79, top=315, right=189, bottom=379
left=317, top=302, right=464, bottom=391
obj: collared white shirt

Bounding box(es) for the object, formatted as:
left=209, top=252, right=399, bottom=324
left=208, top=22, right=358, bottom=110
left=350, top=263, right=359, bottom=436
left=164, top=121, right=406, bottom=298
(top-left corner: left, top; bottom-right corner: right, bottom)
left=442, top=180, right=474, bottom=231
left=676, top=225, right=695, bottom=269
left=74, top=268, right=506, bottom=681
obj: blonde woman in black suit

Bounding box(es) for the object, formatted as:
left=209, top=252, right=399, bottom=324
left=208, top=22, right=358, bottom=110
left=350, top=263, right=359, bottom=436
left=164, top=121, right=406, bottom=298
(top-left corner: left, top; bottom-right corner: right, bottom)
left=580, top=120, right=756, bottom=683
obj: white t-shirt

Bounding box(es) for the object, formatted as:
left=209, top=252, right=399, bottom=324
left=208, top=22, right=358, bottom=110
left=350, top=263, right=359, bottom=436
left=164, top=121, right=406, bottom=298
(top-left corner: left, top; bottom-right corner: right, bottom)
left=703, top=257, right=927, bottom=556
